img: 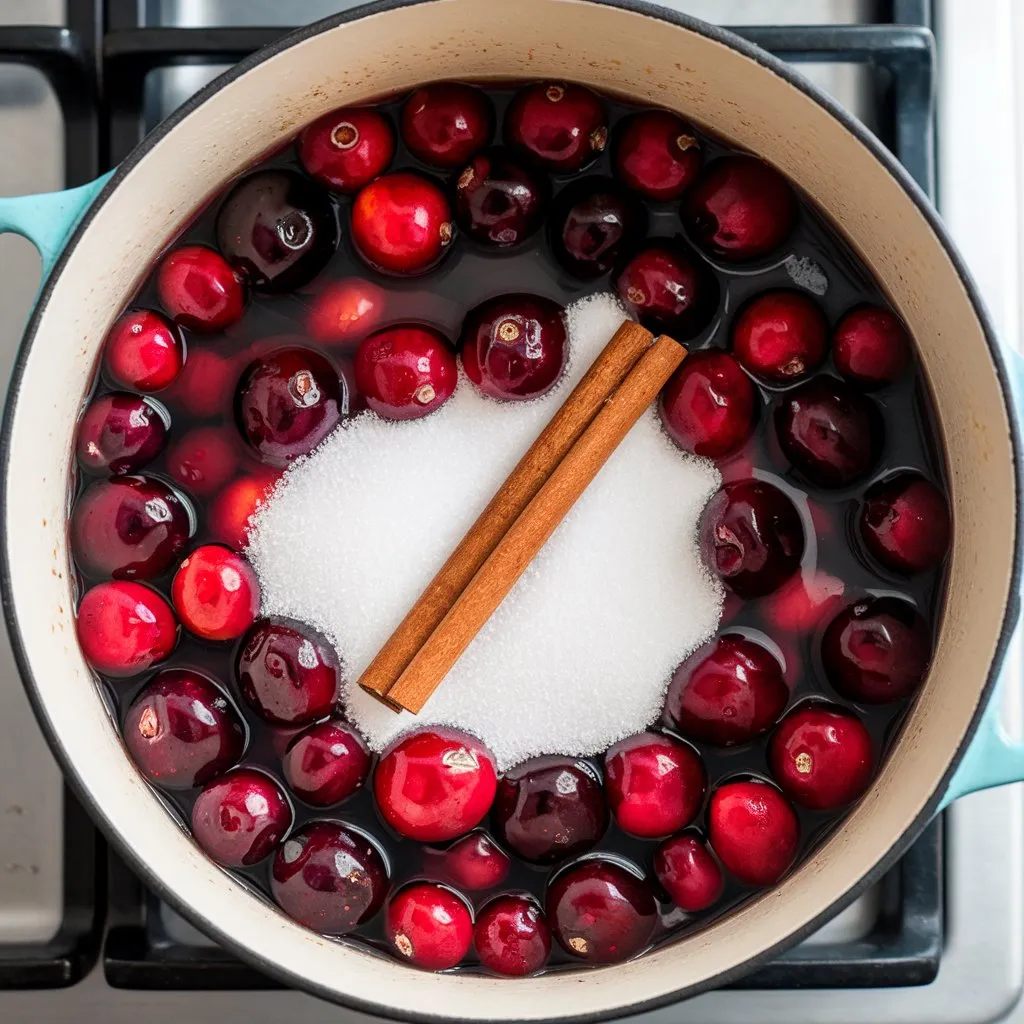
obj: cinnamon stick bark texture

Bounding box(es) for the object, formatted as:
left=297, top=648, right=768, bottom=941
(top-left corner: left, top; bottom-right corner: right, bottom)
left=386, top=333, right=687, bottom=714
left=357, top=319, right=654, bottom=706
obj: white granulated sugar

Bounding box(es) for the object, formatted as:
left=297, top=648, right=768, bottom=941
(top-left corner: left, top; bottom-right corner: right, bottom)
left=248, top=292, right=723, bottom=769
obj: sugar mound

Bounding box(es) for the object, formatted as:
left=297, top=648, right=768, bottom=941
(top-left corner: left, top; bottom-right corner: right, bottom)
left=248, top=293, right=723, bottom=769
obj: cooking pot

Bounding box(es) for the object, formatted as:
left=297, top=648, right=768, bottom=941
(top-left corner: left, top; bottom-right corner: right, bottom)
left=1, top=2, right=1023, bottom=1019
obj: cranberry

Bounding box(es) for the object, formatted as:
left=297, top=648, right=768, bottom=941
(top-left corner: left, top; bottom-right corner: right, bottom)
left=459, top=293, right=566, bottom=401
left=171, top=544, right=260, bottom=642
left=306, top=277, right=386, bottom=346
left=708, top=779, right=799, bottom=887
left=402, top=82, right=494, bottom=168
left=351, top=172, right=453, bottom=275
left=123, top=669, right=245, bottom=789
left=70, top=475, right=192, bottom=580
left=207, top=471, right=280, bottom=550
left=659, top=350, right=756, bottom=458
left=821, top=596, right=931, bottom=703
left=76, top=392, right=167, bottom=475
left=769, top=704, right=874, bottom=810
left=216, top=170, right=338, bottom=292
left=475, top=895, right=551, bottom=977
left=453, top=149, right=548, bottom=248
left=166, top=426, right=238, bottom=498
left=774, top=377, right=882, bottom=488
left=156, top=246, right=246, bottom=333
left=732, top=290, right=827, bottom=383
left=271, top=820, right=388, bottom=935
left=548, top=177, right=647, bottom=279
left=546, top=859, right=656, bottom=963
left=386, top=883, right=473, bottom=970
left=764, top=570, right=845, bottom=633
left=166, top=348, right=236, bottom=419
left=492, top=756, right=607, bottom=864
left=664, top=634, right=788, bottom=745
left=860, top=473, right=951, bottom=574
left=681, top=154, right=797, bottom=261
left=613, top=109, right=702, bottom=201
left=442, top=832, right=510, bottom=891
left=191, top=768, right=292, bottom=867
left=298, top=107, right=395, bottom=193
left=604, top=733, right=705, bottom=838
left=653, top=834, right=724, bottom=912
left=614, top=242, right=720, bottom=339
left=834, top=305, right=911, bottom=387
left=281, top=718, right=370, bottom=807
left=104, top=310, right=183, bottom=391
left=374, top=727, right=497, bottom=842
left=354, top=325, right=457, bottom=420
left=76, top=581, right=177, bottom=677
left=505, top=82, right=607, bottom=173
left=698, top=479, right=804, bottom=598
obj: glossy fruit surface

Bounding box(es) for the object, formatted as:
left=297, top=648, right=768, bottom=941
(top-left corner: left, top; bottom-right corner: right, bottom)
left=505, top=81, right=607, bottom=172
left=614, top=109, right=702, bottom=200
left=298, top=107, right=395, bottom=193
left=402, top=82, right=494, bottom=168
left=171, top=544, right=260, bottom=641
left=442, top=832, right=510, bottom=891
left=834, top=305, right=911, bottom=387
left=860, top=473, right=951, bottom=574
left=281, top=718, right=370, bottom=807
left=104, top=309, right=184, bottom=390
left=386, top=883, right=473, bottom=970
left=305, top=277, right=386, bottom=346
left=76, top=392, right=167, bottom=475
left=453, top=149, right=548, bottom=248
left=474, top=895, right=551, bottom=976
left=653, top=833, right=725, bottom=912
left=732, top=290, right=828, bottom=383
left=207, top=472, right=279, bottom=550
left=156, top=246, right=246, bottom=333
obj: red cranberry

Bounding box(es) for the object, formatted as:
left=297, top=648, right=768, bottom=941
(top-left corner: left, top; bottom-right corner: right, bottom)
left=104, top=310, right=183, bottom=391
left=305, top=277, right=386, bottom=346
left=70, top=475, right=192, bottom=580
left=664, top=634, right=788, bottom=745
left=76, top=392, right=167, bottom=475
left=834, top=305, right=911, bottom=387
left=156, top=246, right=246, bottom=333
left=475, top=894, right=551, bottom=977
left=453, top=149, right=549, bottom=248
left=613, top=110, right=702, bottom=201
left=76, top=581, right=177, bottom=677
left=604, top=733, right=705, bottom=838
left=546, top=859, right=656, bottom=963
left=699, top=479, right=805, bottom=598
left=769, top=704, right=874, bottom=810
left=653, top=834, right=724, bottom=912
left=281, top=718, right=370, bottom=807
left=860, top=473, right=951, bottom=574
left=822, top=596, right=931, bottom=703
left=216, top=170, right=338, bottom=292
left=459, top=293, right=566, bottom=401
left=166, top=348, right=236, bottom=419
left=732, top=290, right=828, bottom=383
left=774, top=377, right=882, bottom=488
left=659, top=350, right=756, bottom=458
left=548, top=177, right=648, bottom=279
left=166, top=426, right=238, bottom=498
left=764, top=570, right=845, bottom=634
left=614, top=242, right=720, bottom=339
left=298, top=107, right=395, bottom=193
left=492, top=756, right=607, bottom=864
left=123, top=669, right=245, bottom=789
left=351, top=172, right=453, bottom=275
left=191, top=768, right=292, bottom=867
left=171, top=544, right=260, bottom=642
left=402, top=82, right=494, bottom=168
left=442, top=832, right=510, bottom=891
left=354, top=325, right=457, bottom=420
left=505, top=82, right=607, bottom=173
left=681, top=154, right=797, bottom=261
left=271, top=820, right=388, bottom=935
left=374, top=727, right=497, bottom=842
left=386, top=883, right=473, bottom=970
left=207, top=471, right=280, bottom=550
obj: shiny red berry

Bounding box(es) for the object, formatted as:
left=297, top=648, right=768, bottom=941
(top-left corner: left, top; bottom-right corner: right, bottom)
left=166, top=426, right=238, bottom=498
left=156, top=246, right=246, bottom=333
left=281, top=718, right=370, bottom=807
left=386, top=883, right=473, bottom=970
left=104, top=310, right=183, bottom=391
left=402, top=82, right=494, bottom=168
left=76, top=392, right=167, bottom=475
left=453, top=149, right=548, bottom=248
left=298, top=107, right=395, bottom=193
left=207, top=471, right=280, bottom=550
left=613, top=109, right=702, bottom=200
left=305, top=277, right=386, bottom=346
left=442, top=832, right=510, bottom=891
left=653, top=834, right=724, bottom=912
left=834, top=305, right=911, bottom=387
left=860, top=473, right=951, bottom=574
left=165, top=348, right=236, bottom=419
left=763, top=570, right=845, bottom=634
left=474, top=895, right=551, bottom=977
left=732, top=290, right=827, bottom=383
left=171, top=544, right=260, bottom=642
left=505, top=82, right=607, bottom=173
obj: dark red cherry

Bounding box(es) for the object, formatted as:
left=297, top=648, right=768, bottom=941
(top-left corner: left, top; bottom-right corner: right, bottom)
left=475, top=895, right=551, bottom=977
left=505, top=82, right=607, bottom=173
left=402, top=82, right=494, bottom=168
left=834, top=305, right=911, bottom=387
left=614, top=242, right=720, bottom=339
left=271, top=820, right=388, bottom=935
left=613, top=109, right=702, bottom=201
left=156, top=246, right=247, bottom=333
left=442, top=832, right=510, bottom=891
left=216, top=169, right=338, bottom=292
left=664, top=634, right=789, bottom=746
left=860, top=473, right=951, bottom=574
left=70, top=475, right=192, bottom=580
left=166, top=425, right=238, bottom=498
left=769, top=704, right=874, bottom=810
left=681, top=154, right=797, bottom=261
left=305, top=277, right=386, bottom=346
left=653, top=833, right=724, bottom=912
left=76, top=392, right=167, bottom=475
left=207, top=471, right=280, bottom=551
left=492, top=756, right=607, bottom=864
left=123, top=669, right=245, bottom=789
left=281, top=718, right=370, bottom=807
left=171, top=544, right=260, bottom=642
left=774, top=376, right=882, bottom=488
left=386, top=883, right=473, bottom=970
left=297, top=107, right=395, bottom=193
left=659, top=350, right=756, bottom=458
left=453, top=149, right=548, bottom=248
left=821, top=596, right=931, bottom=703
left=165, top=348, right=236, bottom=420
left=460, top=293, right=566, bottom=401
left=732, top=290, right=828, bottom=383
left=546, top=859, right=656, bottom=964
left=698, top=479, right=804, bottom=598
left=104, top=309, right=184, bottom=390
